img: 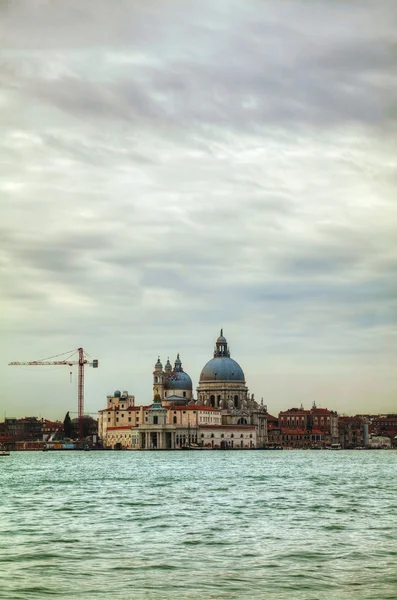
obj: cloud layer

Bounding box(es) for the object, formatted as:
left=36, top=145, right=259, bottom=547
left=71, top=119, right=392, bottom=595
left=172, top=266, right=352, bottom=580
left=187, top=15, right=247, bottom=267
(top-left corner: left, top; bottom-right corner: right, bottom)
left=1, top=0, right=396, bottom=418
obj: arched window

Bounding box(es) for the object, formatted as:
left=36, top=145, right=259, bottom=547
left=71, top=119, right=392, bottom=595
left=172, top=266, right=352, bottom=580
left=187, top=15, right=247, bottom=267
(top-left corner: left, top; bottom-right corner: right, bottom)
left=153, top=416, right=158, bottom=425
left=201, top=434, right=204, bottom=438
left=217, top=395, right=221, bottom=407
left=237, top=418, right=248, bottom=425
left=234, top=395, right=239, bottom=408
left=221, top=434, right=224, bottom=438
left=210, top=395, right=215, bottom=407
left=211, top=433, right=214, bottom=438
left=230, top=434, right=234, bottom=438
left=173, top=416, right=177, bottom=424
left=240, top=434, right=244, bottom=438
left=183, top=392, right=186, bottom=397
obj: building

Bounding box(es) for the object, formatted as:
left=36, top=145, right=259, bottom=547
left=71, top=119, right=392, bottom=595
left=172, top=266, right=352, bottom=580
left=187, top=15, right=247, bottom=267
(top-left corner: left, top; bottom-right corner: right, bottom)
left=278, top=403, right=338, bottom=448
left=338, top=416, right=368, bottom=449
left=99, top=330, right=267, bottom=449
left=196, top=331, right=268, bottom=445
left=153, top=355, right=193, bottom=405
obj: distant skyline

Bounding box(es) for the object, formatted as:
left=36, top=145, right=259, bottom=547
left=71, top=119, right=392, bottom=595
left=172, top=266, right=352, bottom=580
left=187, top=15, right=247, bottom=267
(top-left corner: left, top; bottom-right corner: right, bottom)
left=1, top=1, right=396, bottom=419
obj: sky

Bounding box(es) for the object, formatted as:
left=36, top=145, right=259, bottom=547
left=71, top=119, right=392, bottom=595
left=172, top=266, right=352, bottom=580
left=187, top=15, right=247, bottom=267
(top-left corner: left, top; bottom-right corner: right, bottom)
left=1, top=0, right=396, bottom=420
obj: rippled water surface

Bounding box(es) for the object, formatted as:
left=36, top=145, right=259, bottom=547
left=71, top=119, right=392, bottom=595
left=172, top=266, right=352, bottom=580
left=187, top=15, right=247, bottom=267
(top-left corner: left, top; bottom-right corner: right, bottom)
left=0, top=451, right=396, bottom=599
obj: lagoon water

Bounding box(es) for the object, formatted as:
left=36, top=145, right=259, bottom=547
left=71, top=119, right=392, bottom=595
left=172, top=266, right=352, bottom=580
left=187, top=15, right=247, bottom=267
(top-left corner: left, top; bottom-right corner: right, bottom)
left=0, top=451, right=396, bottom=600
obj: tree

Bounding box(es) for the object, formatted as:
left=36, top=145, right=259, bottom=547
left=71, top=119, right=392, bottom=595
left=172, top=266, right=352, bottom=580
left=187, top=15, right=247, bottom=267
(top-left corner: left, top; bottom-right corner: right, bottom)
left=63, top=411, right=74, bottom=439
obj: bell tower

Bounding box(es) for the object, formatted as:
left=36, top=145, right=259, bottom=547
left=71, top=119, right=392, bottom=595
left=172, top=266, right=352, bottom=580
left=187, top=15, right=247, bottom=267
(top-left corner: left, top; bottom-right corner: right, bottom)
left=153, top=357, right=165, bottom=399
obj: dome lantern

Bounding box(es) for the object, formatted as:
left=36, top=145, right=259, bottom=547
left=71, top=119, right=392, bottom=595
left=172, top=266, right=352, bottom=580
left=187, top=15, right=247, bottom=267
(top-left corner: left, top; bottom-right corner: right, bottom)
left=214, top=328, right=230, bottom=358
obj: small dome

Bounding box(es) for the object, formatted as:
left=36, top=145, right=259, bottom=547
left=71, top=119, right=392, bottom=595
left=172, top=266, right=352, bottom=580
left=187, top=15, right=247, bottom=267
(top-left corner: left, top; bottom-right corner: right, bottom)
left=154, top=356, right=163, bottom=370
left=166, top=371, right=193, bottom=391
left=114, top=390, right=121, bottom=397
left=217, top=335, right=227, bottom=343
left=200, top=357, right=245, bottom=382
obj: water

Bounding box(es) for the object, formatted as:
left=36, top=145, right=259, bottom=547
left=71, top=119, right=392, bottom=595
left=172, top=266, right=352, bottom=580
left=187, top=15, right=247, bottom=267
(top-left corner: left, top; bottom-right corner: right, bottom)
left=0, top=451, right=396, bottom=600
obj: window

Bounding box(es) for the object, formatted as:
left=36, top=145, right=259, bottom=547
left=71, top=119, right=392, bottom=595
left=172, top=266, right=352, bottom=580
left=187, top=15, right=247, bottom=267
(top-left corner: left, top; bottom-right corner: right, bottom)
left=108, top=412, right=110, bottom=415
left=121, top=414, right=124, bottom=418
left=211, top=433, right=214, bottom=438
left=234, top=395, right=239, bottom=408
left=231, top=434, right=234, bottom=438
left=183, top=411, right=186, bottom=414
left=237, top=418, right=248, bottom=425
left=121, top=405, right=124, bottom=409
left=201, top=434, right=204, bottom=438
left=210, top=395, right=215, bottom=407
left=116, top=418, right=119, bottom=422
left=240, top=434, right=244, bottom=438
left=174, top=411, right=177, bottom=414
left=183, top=392, right=186, bottom=397
left=173, top=416, right=177, bottom=424
left=153, top=416, right=158, bottom=425
left=108, top=418, right=111, bottom=423
left=221, top=434, right=224, bottom=438
left=128, top=417, right=131, bottom=422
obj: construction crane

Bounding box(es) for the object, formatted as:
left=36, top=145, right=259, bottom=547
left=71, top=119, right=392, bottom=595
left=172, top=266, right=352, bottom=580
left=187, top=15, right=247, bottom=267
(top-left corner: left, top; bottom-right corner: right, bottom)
left=9, top=348, right=98, bottom=439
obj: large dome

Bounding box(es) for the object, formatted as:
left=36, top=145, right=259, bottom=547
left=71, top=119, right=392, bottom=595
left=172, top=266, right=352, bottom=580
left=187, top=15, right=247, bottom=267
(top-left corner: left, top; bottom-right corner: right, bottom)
left=200, top=357, right=245, bottom=382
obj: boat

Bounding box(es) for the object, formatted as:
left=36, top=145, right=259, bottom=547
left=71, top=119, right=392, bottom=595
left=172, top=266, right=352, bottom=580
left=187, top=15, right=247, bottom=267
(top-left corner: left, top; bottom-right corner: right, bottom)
left=330, top=444, right=342, bottom=450
left=180, top=443, right=203, bottom=450
left=0, top=445, right=10, bottom=456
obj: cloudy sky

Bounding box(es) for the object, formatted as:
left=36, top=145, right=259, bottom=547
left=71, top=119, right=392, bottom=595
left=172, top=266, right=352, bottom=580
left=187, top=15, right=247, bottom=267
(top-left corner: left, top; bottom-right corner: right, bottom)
left=1, top=0, right=396, bottom=420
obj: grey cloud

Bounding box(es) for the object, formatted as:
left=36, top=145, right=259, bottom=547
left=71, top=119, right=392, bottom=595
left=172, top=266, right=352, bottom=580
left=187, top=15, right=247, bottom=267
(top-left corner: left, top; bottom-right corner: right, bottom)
left=1, top=0, right=396, bottom=418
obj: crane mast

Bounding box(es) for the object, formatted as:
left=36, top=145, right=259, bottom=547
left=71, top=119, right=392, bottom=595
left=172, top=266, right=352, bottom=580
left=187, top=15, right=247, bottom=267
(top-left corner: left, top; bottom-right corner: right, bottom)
left=9, top=347, right=98, bottom=440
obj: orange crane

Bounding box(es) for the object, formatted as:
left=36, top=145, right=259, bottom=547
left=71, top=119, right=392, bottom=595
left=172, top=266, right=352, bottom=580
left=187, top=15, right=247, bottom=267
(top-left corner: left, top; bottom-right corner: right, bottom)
left=9, top=348, right=98, bottom=439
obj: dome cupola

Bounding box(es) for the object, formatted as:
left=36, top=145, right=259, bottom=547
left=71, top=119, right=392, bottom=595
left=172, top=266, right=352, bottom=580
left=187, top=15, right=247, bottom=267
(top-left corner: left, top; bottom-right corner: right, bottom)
left=154, top=357, right=163, bottom=371
left=199, top=330, right=245, bottom=382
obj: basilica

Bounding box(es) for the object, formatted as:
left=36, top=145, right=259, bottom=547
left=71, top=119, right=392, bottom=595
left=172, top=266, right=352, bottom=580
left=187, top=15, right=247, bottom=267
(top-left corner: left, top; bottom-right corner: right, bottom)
left=98, top=331, right=268, bottom=449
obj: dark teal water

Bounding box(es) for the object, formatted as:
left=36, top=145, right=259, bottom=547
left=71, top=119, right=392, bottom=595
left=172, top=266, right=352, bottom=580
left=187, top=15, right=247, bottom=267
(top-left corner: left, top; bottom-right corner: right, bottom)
left=0, top=451, right=396, bottom=599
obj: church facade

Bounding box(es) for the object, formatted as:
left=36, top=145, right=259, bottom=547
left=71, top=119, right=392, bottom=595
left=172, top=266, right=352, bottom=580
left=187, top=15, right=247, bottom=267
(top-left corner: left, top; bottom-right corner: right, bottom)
left=98, top=331, right=268, bottom=449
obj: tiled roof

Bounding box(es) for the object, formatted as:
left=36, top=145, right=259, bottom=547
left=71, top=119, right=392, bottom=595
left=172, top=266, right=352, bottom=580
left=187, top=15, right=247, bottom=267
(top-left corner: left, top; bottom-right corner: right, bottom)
left=200, top=425, right=256, bottom=430
left=165, top=405, right=219, bottom=412
left=267, top=414, right=279, bottom=423
left=281, top=429, right=306, bottom=435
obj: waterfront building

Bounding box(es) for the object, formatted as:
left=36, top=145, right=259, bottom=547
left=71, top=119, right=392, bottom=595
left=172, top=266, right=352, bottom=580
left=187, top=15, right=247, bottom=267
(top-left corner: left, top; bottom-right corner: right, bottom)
left=278, top=404, right=339, bottom=448
left=338, top=415, right=369, bottom=449
left=101, top=396, right=257, bottom=450
left=99, top=330, right=266, bottom=449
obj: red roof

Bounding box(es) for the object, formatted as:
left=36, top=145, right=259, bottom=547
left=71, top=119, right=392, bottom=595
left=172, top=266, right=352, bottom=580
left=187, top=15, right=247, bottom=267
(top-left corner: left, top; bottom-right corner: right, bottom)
left=165, top=405, right=219, bottom=412
left=267, top=414, right=279, bottom=423
left=281, top=429, right=306, bottom=435
left=200, top=425, right=256, bottom=430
